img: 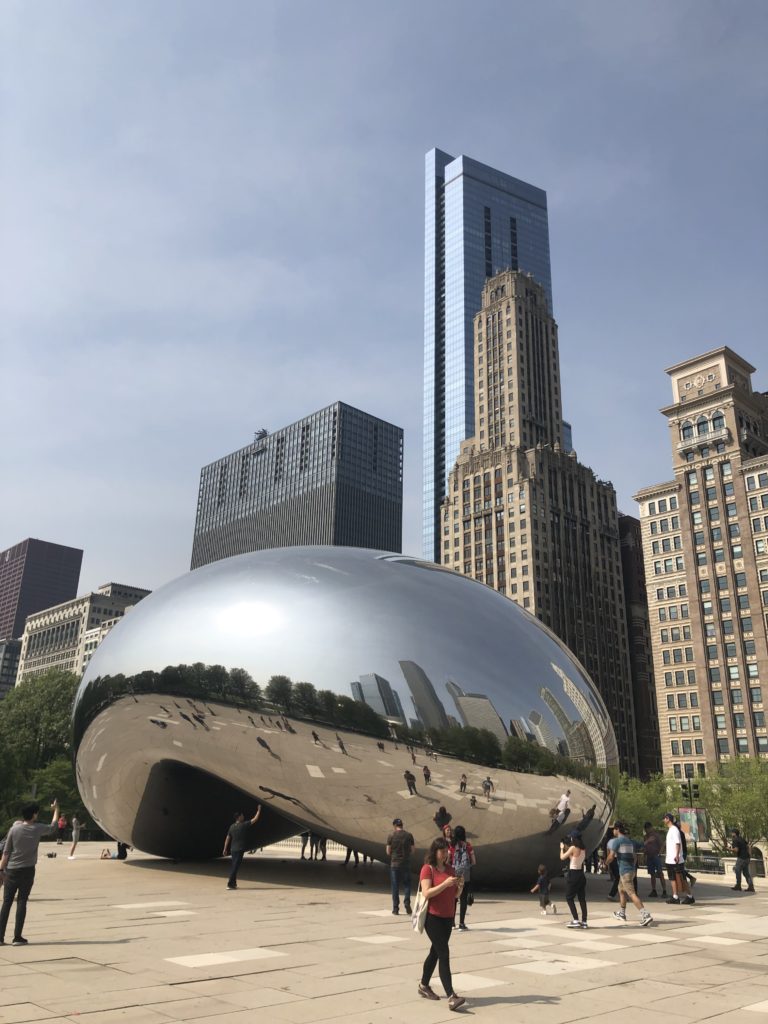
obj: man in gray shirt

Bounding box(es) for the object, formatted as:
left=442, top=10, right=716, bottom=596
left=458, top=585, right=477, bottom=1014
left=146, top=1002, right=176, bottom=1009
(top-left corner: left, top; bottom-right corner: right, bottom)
left=0, top=799, right=59, bottom=945
left=386, top=817, right=415, bottom=915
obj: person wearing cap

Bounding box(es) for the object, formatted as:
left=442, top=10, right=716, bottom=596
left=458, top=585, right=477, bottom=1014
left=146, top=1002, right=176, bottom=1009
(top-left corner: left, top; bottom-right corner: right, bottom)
left=386, top=818, right=415, bottom=915
left=606, top=822, right=653, bottom=927
left=662, top=813, right=694, bottom=905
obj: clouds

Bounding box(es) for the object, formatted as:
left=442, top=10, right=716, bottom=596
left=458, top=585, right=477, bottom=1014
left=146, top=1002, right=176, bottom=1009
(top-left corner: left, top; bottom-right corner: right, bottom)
left=1, top=1, right=766, bottom=594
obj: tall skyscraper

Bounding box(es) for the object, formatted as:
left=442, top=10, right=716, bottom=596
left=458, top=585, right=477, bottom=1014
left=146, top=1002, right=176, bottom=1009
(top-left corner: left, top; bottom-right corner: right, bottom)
left=439, top=269, right=637, bottom=773
left=634, top=347, right=768, bottom=780
left=351, top=673, right=405, bottom=722
left=423, top=148, right=552, bottom=562
left=618, top=513, right=662, bottom=778
left=445, top=680, right=508, bottom=745
left=191, top=402, right=403, bottom=569
left=0, top=538, right=83, bottom=641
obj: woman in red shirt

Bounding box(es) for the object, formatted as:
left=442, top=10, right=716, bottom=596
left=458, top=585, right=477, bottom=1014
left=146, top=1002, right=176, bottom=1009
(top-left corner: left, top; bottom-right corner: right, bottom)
left=418, top=836, right=465, bottom=1011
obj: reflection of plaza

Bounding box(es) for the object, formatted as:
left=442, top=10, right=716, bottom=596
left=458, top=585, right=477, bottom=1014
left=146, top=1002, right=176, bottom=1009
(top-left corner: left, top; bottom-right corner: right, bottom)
left=75, top=683, right=612, bottom=884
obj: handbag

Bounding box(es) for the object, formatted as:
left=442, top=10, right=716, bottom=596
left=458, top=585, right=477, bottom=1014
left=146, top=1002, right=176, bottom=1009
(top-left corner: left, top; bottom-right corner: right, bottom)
left=411, top=867, right=432, bottom=933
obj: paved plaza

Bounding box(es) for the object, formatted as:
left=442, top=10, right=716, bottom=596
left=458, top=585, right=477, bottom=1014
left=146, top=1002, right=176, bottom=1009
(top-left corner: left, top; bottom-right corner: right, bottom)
left=3, top=843, right=768, bottom=1023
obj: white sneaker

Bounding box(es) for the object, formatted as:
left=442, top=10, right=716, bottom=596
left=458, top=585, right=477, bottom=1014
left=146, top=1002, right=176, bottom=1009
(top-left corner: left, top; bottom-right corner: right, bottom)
left=640, top=912, right=653, bottom=927
left=551, top=903, right=557, bottom=914
left=613, top=910, right=627, bottom=921
left=67, top=856, right=75, bottom=860
left=541, top=910, right=547, bottom=916
left=567, top=920, right=581, bottom=928
left=579, top=921, right=589, bottom=929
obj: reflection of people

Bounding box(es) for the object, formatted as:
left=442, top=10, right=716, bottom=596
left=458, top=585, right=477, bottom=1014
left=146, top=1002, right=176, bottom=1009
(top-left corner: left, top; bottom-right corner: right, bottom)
left=459, top=774, right=467, bottom=793
left=417, top=837, right=464, bottom=1010
left=386, top=818, right=414, bottom=915
left=0, top=800, right=59, bottom=946
left=404, top=770, right=417, bottom=795
left=223, top=805, right=262, bottom=890
left=433, top=806, right=452, bottom=830
left=57, top=814, right=67, bottom=845
left=574, top=805, right=596, bottom=833
left=422, top=765, right=431, bottom=785
left=560, top=831, right=588, bottom=928
left=481, top=777, right=494, bottom=801
left=300, top=831, right=310, bottom=859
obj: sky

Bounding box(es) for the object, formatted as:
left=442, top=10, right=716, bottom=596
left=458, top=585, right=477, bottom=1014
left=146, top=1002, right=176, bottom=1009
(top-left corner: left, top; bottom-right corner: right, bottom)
left=1, top=0, right=767, bottom=595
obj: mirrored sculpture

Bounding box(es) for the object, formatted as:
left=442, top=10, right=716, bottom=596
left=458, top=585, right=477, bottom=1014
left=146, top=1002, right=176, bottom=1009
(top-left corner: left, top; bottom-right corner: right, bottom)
left=73, top=547, right=618, bottom=884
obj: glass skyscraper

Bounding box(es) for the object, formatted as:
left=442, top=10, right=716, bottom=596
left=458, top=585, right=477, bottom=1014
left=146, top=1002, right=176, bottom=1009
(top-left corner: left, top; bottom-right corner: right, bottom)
left=191, top=402, right=403, bottom=569
left=423, top=148, right=552, bottom=561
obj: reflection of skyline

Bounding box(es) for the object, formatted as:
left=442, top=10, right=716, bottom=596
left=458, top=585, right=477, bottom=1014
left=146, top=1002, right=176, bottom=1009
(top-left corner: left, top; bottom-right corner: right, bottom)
left=527, top=709, right=558, bottom=753
left=541, top=686, right=592, bottom=763
left=398, top=660, right=450, bottom=731
left=446, top=680, right=508, bottom=745
left=351, top=673, right=405, bottom=723
left=552, top=662, right=611, bottom=767
left=510, top=718, right=535, bottom=742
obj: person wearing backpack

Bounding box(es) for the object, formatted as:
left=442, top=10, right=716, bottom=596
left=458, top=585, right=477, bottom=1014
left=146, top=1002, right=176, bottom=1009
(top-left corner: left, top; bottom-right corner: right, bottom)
left=449, top=825, right=476, bottom=930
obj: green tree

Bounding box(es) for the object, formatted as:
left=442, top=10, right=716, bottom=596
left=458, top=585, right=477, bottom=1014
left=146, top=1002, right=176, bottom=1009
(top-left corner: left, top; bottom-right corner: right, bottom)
left=265, top=675, right=293, bottom=711
left=0, top=669, right=79, bottom=827
left=24, top=756, right=82, bottom=818
left=615, top=773, right=672, bottom=838
left=698, top=759, right=768, bottom=851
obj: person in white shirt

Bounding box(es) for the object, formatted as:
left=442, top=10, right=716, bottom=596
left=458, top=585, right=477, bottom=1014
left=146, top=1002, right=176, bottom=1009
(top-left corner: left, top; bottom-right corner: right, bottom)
left=663, top=812, right=693, bottom=905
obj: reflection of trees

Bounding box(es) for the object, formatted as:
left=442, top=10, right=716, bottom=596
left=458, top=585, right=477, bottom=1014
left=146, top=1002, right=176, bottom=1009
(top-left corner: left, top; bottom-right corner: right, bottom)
left=75, top=663, right=604, bottom=782
left=501, top=735, right=593, bottom=781
left=74, top=664, right=390, bottom=745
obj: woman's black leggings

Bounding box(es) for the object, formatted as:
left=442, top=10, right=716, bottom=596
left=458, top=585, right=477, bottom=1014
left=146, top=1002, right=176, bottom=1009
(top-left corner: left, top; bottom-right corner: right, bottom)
left=565, top=869, right=588, bottom=922
left=457, top=882, right=470, bottom=925
left=422, top=914, right=454, bottom=995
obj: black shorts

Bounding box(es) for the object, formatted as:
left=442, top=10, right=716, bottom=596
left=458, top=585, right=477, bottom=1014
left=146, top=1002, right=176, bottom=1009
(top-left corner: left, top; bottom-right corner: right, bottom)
left=665, top=862, right=685, bottom=881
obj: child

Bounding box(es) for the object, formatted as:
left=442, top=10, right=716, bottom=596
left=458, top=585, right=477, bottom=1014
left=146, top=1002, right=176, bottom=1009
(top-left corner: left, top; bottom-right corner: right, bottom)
left=531, top=864, right=557, bottom=915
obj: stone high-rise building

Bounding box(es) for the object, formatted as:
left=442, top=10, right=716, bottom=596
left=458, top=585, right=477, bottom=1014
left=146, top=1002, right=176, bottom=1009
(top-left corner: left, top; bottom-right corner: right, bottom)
left=0, top=538, right=83, bottom=641
left=191, top=402, right=403, bottom=569
left=423, top=149, right=552, bottom=563
left=634, top=348, right=768, bottom=779
left=16, top=583, right=150, bottom=682
left=440, top=269, right=639, bottom=774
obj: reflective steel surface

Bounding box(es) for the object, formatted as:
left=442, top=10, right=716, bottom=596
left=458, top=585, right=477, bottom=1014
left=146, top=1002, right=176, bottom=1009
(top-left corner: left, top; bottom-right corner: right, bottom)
left=73, top=547, right=617, bottom=884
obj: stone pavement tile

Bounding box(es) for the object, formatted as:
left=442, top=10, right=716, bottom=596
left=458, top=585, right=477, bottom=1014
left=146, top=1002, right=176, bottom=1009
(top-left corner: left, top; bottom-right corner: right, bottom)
left=565, top=1008, right=700, bottom=1024
left=672, top=963, right=768, bottom=986
left=62, top=1010, right=175, bottom=1024
left=214, top=988, right=306, bottom=1009
left=144, top=997, right=243, bottom=1019
left=253, top=968, right=407, bottom=998
left=745, top=999, right=768, bottom=1013
left=252, top=987, right=412, bottom=1024
left=0, top=1006, right=57, bottom=1024
left=644, top=983, right=767, bottom=1019
left=36, top=986, right=206, bottom=1016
